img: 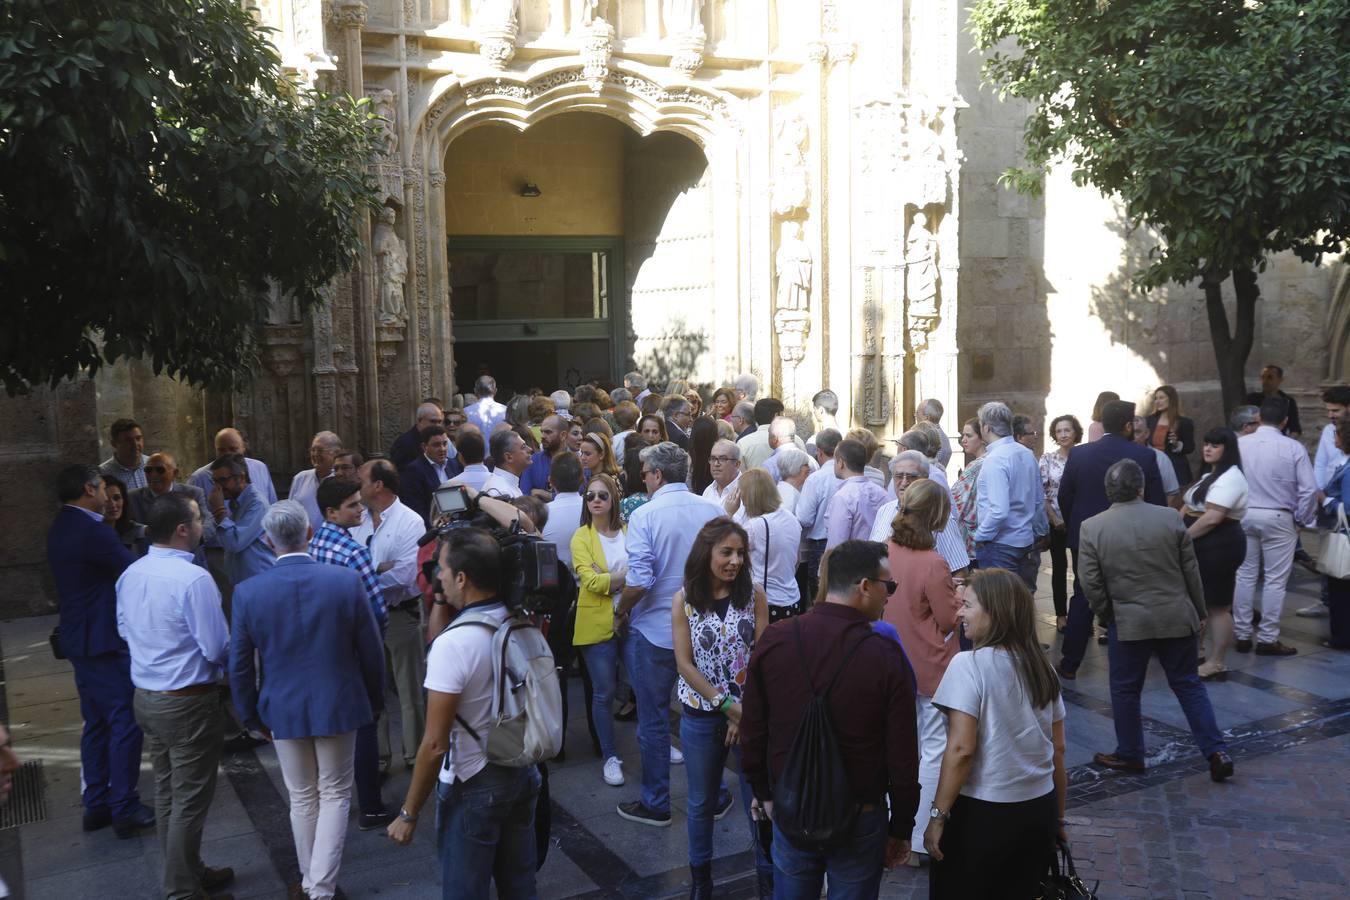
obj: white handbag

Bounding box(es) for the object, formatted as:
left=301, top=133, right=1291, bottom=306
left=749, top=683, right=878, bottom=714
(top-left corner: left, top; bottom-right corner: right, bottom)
left=1319, top=505, right=1350, bottom=580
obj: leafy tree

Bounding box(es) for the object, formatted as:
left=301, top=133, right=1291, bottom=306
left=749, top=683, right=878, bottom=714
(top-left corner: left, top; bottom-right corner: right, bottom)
left=969, top=0, right=1350, bottom=412
left=0, top=0, right=381, bottom=394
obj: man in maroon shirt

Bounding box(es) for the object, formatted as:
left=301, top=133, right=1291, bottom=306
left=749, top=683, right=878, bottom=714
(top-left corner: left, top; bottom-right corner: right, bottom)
left=742, top=539, right=920, bottom=895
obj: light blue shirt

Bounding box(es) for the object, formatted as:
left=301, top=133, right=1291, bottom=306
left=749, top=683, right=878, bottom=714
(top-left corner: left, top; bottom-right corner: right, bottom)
left=796, top=461, right=843, bottom=540
left=116, top=546, right=229, bottom=691
left=973, top=436, right=1049, bottom=547
left=216, top=485, right=276, bottom=585
left=466, top=398, right=508, bottom=436
left=189, top=458, right=278, bottom=549
left=625, top=482, right=721, bottom=649
left=1315, top=422, right=1348, bottom=491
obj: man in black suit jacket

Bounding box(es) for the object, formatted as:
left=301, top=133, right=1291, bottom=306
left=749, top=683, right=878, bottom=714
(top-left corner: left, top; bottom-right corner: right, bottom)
left=1057, top=400, right=1167, bottom=677
left=662, top=395, right=693, bottom=451
left=46, top=465, right=155, bottom=836
left=389, top=399, right=459, bottom=470
left=398, top=426, right=456, bottom=524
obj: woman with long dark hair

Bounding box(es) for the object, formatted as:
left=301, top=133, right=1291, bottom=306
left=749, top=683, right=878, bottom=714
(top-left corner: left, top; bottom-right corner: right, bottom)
left=1147, top=384, right=1196, bottom=485
left=671, top=518, right=771, bottom=898
left=1184, top=428, right=1249, bottom=680
left=101, top=473, right=145, bottom=555
left=619, top=445, right=650, bottom=523
left=688, top=417, right=720, bottom=495
left=925, top=568, right=1067, bottom=899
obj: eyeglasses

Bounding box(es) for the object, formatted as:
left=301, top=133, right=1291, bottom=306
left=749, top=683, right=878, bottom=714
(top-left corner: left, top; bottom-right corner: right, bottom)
left=211, top=474, right=239, bottom=485
left=446, top=419, right=465, bottom=428
left=584, top=491, right=610, bottom=502
left=144, top=465, right=168, bottom=474
left=709, top=455, right=736, bottom=464
left=894, top=472, right=921, bottom=482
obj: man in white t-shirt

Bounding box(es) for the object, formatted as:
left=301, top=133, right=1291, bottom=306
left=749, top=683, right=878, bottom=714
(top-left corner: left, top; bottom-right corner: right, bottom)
left=386, top=528, right=542, bottom=893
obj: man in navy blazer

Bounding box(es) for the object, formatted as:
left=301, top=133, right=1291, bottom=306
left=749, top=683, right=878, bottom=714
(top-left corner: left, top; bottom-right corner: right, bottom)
left=1057, top=400, right=1167, bottom=677
left=229, top=500, right=384, bottom=900
left=45, top=465, right=155, bottom=836
left=398, top=426, right=459, bottom=524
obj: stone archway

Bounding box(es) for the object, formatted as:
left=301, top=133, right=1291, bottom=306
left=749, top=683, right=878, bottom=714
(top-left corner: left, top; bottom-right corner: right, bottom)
left=405, top=61, right=747, bottom=405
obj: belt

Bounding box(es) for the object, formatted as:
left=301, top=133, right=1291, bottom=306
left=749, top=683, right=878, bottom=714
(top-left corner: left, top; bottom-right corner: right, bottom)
left=158, top=683, right=217, bottom=697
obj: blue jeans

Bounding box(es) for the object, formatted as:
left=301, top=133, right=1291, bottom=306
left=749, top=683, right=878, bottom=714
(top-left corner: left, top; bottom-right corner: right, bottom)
left=681, top=710, right=773, bottom=876
left=1060, top=549, right=1094, bottom=672
left=771, top=805, right=889, bottom=899
left=623, top=630, right=679, bottom=813
left=435, top=764, right=541, bottom=900
left=974, top=541, right=1038, bottom=590
left=1106, top=624, right=1227, bottom=764
left=578, top=640, right=619, bottom=761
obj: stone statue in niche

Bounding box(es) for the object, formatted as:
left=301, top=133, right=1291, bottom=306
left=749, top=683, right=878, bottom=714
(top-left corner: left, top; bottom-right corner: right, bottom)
left=373, top=206, right=408, bottom=326
left=576, top=0, right=605, bottom=27
left=903, top=104, right=952, bottom=209
left=263, top=279, right=300, bottom=325
left=664, top=0, right=706, bottom=76
left=664, top=0, right=704, bottom=33
left=905, top=212, right=940, bottom=349
left=579, top=3, right=615, bottom=91
left=772, top=110, right=809, bottom=216
left=368, top=88, right=404, bottom=205
left=775, top=221, right=812, bottom=313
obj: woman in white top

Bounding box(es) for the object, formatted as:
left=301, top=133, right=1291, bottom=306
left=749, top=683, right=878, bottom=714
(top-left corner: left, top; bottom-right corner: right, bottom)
left=1183, top=428, right=1249, bottom=681
left=774, top=446, right=812, bottom=514
left=734, top=468, right=805, bottom=622
left=925, top=568, right=1067, bottom=899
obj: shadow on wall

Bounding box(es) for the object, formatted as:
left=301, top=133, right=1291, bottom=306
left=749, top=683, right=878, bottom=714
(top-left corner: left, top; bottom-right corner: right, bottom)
left=635, top=330, right=711, bottom=394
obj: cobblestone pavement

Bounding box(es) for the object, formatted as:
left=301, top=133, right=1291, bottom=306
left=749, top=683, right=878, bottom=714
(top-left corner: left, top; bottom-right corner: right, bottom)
left=2, top=563, right=1346, bottom=899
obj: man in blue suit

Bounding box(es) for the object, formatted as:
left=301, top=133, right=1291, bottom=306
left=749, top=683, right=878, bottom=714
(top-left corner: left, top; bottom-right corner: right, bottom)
left=45, top=465, right=155, bottom=836
left=230, top=500, right=384, bottom=900
left=1057, top=400, right=1168, bottom=678
left=398, top=426, right=458, bottom=524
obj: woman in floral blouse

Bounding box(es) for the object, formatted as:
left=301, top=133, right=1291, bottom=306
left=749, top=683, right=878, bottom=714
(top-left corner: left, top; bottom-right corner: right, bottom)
left=952, top=417, right=987, bottom=556
left=1040, top=414, right=1083, bottom=631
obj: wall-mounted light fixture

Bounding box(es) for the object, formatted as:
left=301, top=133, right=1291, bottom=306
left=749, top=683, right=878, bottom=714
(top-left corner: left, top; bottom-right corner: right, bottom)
left=520, top=182, right=542, bottom=198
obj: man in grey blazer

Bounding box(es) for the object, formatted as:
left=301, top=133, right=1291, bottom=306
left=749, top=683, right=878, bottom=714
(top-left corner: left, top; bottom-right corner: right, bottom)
left=1078, top=459, right=1234, bottom=783
left=128, top=451, right=214, bottom=567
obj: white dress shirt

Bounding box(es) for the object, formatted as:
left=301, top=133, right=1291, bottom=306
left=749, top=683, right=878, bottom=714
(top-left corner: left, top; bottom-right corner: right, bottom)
left=289, top=468, right=332, bottom=530
left=368, top=498, right=425, bottom=607
left=777, top=481, right=800, bottom=514
left=448, top=463, right=492, bottom=492
left=465, top=398, right=508, bottom=435
left=701, top=473, right=741, bottom=510
left=542, top=493, right=585, bottom=567
left=1238, top=425, right=1318, bottom=525
left=796, top=462, right=843, bottom=540
left=116, top=546, right=229, bottom=691
left=613, top=430, right=634, bottom=465
left=482, top=468, right=523, bottom=498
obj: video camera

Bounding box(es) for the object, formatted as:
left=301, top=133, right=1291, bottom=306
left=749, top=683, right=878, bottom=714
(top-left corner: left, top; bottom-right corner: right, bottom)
left=419, top=485, right=561, bottom=615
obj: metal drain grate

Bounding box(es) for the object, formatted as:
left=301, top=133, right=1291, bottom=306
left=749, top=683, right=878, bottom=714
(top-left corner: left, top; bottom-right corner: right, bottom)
left=0, top=760, right=46, bottom=829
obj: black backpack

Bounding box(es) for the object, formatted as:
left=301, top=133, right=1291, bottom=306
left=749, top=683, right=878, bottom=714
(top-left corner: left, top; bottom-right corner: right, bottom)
left=771, top=620, right=876, bottom=849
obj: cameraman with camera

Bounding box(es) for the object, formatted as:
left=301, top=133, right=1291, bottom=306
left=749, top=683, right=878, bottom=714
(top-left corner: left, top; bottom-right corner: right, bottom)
left=387, top=527, right=545, bottom=899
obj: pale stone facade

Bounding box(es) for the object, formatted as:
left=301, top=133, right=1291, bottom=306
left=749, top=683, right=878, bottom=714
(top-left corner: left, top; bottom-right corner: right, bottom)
left=1, top=0, right=1344, bottom=612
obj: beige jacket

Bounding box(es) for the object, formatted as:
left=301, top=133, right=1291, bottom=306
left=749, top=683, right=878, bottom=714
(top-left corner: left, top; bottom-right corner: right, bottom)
left=1078, top=499, right=1206, bottom=641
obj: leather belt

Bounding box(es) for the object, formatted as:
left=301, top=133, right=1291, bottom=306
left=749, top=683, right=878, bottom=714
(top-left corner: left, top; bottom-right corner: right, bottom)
left=161, top=683, right=217, bottom=697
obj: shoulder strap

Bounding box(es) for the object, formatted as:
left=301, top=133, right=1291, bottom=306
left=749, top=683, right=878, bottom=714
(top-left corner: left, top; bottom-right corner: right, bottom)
left=824, top=631, right=877, bottom=700
left=792, top=618, right=877, bottom=701
left=762, top=518, right=770, bottom=593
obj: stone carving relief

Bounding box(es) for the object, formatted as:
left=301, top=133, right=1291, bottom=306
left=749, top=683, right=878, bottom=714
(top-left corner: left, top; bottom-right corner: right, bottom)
left=368, top=88, right=405, bottom=206
left=774, top=221, right=812, bottom=367
left=771, top=108, right=809, bottom=217
left=475, top=0, right=522, bottom=70
left=373, top=206, right=409, bottom=326
left=579, top=13, right=616, bottom=92
left=263, top=279, right=301, bottom=325
left=904, top=212, right=940, bottom=351
left=902, top=102, right=959, bottom=212
left=665, top=0, right=706, bottom=77
left=330, top=0, right=368, bottom=28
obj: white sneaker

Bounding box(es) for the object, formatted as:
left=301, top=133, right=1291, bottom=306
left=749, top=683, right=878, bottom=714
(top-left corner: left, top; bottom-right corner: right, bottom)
left=603, top=757, right=625, bottom=786
left=670, top=746, right=684, bottom=765
left=1296, top=603, right=1330, bottom=618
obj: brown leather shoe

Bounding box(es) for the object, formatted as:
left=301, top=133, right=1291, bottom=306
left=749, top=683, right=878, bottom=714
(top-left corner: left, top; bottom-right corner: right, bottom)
left=1093, top=752, right=1145, bottom=772
left=1055, top=664, right=1077, bottom=681
left=1255, top=640, right=1298, bottom=656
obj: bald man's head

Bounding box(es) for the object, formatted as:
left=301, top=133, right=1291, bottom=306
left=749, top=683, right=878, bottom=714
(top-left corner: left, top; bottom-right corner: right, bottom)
left=414, top=402, right=443, bottom=429
left=214, top=428, right=247, bottom=456
left=145, top=451, right=179, bottom=494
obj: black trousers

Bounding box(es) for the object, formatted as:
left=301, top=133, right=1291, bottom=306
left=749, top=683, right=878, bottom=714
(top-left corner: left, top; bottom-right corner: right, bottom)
left=1048, top=526, right=1069, bottom=617
left=929, top=790, right=1057, bottom=900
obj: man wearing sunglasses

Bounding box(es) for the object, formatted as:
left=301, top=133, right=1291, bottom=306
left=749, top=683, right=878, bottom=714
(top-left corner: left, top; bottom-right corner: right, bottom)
left=128, top=452, right=214, bottom=567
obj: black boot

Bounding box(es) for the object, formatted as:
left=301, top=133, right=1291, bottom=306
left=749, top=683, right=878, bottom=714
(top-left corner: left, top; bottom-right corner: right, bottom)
left=756, top=869, right=774, bottom=899
left=689, top=863, right=713, bottom=900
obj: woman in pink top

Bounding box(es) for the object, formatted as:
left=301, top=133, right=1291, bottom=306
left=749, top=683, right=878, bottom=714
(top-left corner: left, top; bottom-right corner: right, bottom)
left=883, top=479, right=962, bottom=864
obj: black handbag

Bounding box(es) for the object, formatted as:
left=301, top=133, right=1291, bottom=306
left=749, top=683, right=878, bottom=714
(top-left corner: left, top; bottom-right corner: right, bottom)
left=49, top=626, right=66, bottom=660
left=1040, top=840, right=1098, bottom=899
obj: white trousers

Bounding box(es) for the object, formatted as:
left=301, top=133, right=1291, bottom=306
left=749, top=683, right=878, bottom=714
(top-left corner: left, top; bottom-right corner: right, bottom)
left=274, top=732, right=357, bottom=900
left=1233, top=508, right=1298, bottom=644
left=911, top=693, right=947, bottom=851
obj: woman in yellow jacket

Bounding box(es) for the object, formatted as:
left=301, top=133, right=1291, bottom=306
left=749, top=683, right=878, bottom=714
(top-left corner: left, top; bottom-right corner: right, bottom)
left=571, top=472, right=628, bottom=788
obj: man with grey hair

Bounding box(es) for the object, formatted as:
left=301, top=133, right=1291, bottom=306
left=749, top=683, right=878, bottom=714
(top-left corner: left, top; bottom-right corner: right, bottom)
left=729, top=400, right=757, bottom=442
left=205, top=453, right=274, bottom=588
left=389, top=400, right=455, bottom=471
left=701, top=438, right=743, bottom=508
left=230, top=500, right=385, bottom=900
left=869, top=451, right=971, bottom=575
left=775, top=447, right=813, bottom=514
left=1229, top=404, right=1260, bottom=436
left=550, top=389, right=572, bottom=418
left=624, top=372, right=650, bottom=406
left=734, top=372, right=760, bottom=403
left=1078, top=459, right=1233, bottom=782
left=916, top=398, right=953, bottom=470
left=290, top=430, right=343, bottom=530
left=662, top=395, right=692, bottom=450
left=610, top=386, right=633, bottom=405
left=763, top=416, right=816, bottom=483
left=616, top=442, right=722, bottom=827
left=973, top=401, right=1048, bottom=587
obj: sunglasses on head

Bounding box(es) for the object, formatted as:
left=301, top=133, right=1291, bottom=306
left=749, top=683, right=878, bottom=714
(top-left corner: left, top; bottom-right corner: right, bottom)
left=144, top=465, right=168, bottom=474
left=585, top=491, right=610, bottom=502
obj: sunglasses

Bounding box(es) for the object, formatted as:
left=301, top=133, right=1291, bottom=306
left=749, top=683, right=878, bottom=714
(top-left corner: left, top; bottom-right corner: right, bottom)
left=860, top=578, right=899, bottom=594
left=144, top=465, right=169, bottom=474
left=584, top=491, right=610, bottom=502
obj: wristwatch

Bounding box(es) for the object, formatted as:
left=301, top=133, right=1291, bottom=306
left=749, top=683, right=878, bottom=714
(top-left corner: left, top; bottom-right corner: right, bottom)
left=398, top=806, right=418, bottom=823
left=929, top=805, right=950, bottom=822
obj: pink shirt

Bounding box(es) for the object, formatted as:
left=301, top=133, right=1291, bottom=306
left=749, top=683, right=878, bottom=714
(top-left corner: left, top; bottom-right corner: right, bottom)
left=824, top=475, right=891, bottom=548
left=883, top=544, right=961, bottom=697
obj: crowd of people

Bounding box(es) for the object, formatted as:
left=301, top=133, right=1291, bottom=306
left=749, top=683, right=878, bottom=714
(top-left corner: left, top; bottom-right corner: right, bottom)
left=41, top=363, right=1350, bottom=899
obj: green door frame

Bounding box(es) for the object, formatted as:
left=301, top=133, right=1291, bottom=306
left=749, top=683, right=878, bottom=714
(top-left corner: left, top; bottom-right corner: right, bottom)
left=446, top=236, right=627, bottom=380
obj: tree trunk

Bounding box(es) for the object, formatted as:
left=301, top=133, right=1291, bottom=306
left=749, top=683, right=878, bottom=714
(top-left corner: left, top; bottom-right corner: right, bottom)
left=1203, top=268, right=1258, bottom=416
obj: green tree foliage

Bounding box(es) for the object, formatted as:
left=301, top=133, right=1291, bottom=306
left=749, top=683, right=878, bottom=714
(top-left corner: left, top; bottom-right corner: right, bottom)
left=0, top=0, right=381, bottom=394
left=969, top=0, right=1350, bottom=411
